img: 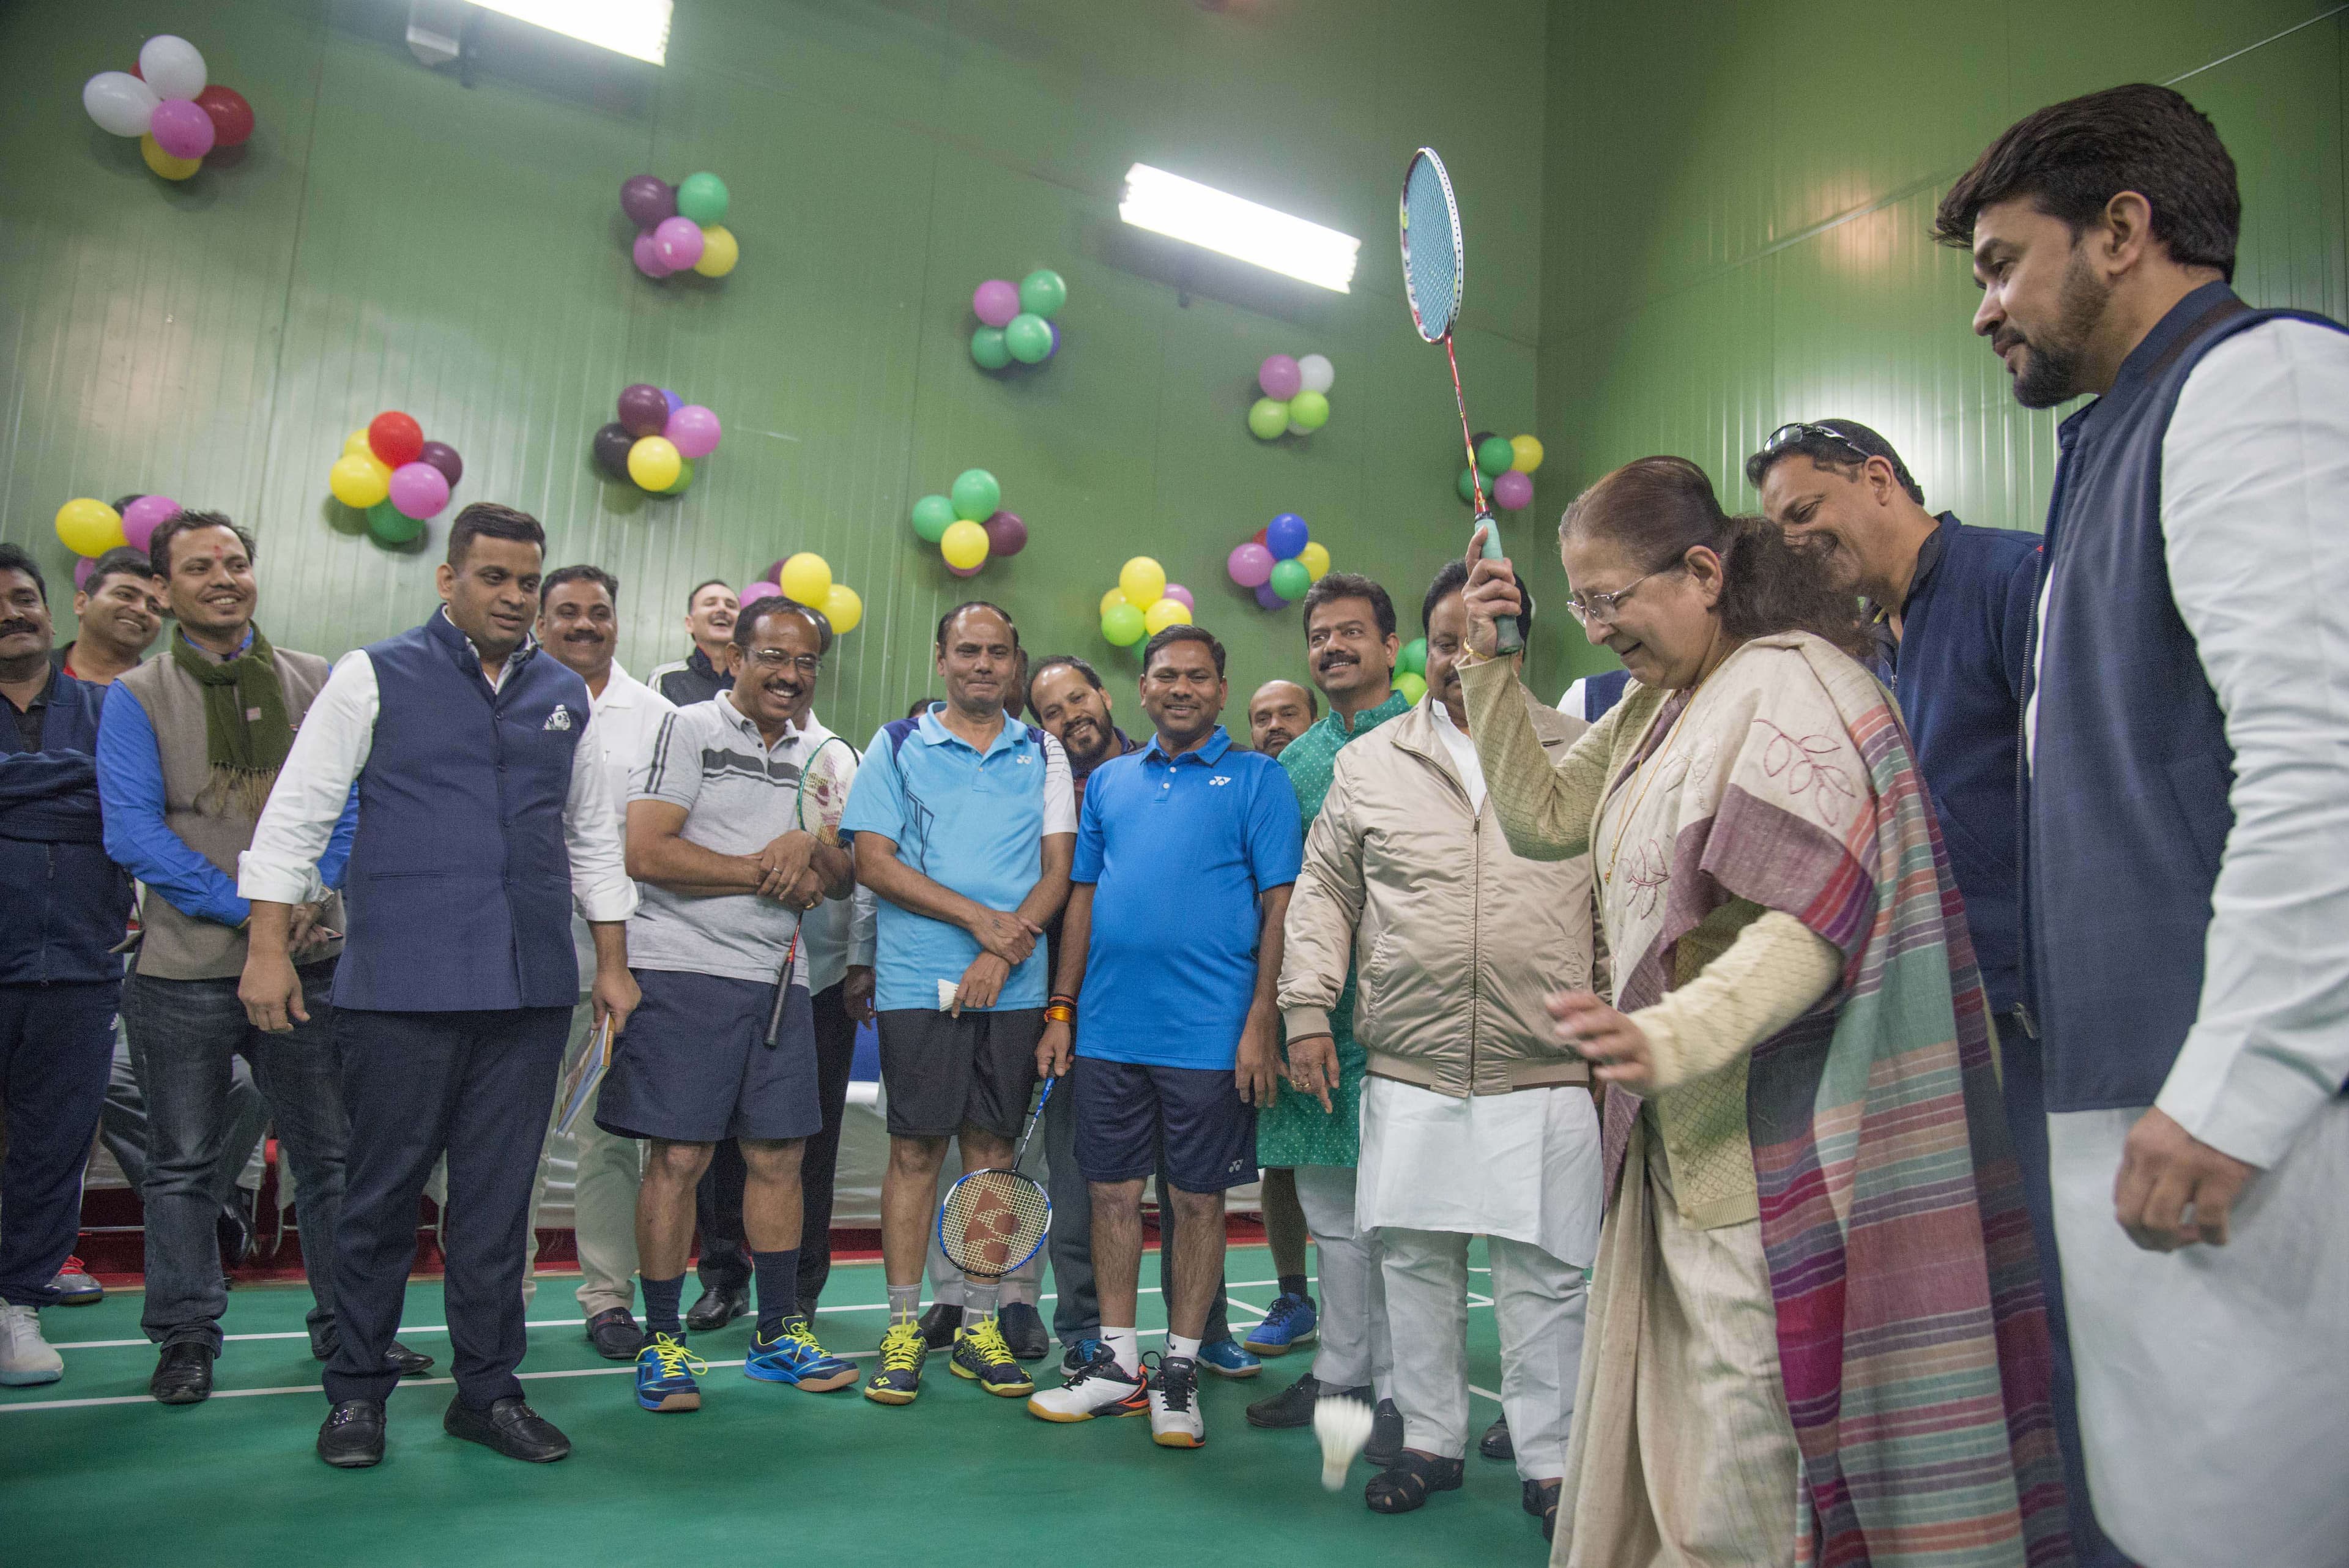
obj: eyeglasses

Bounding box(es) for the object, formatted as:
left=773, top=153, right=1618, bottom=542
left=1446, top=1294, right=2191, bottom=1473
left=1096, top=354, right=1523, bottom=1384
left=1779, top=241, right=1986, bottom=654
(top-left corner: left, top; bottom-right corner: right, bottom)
left=746, top=648, right=822, bottom=675
left=1564, top=566, right=1677, bottom=627
left=1761, top=422, right=1871, bottom=464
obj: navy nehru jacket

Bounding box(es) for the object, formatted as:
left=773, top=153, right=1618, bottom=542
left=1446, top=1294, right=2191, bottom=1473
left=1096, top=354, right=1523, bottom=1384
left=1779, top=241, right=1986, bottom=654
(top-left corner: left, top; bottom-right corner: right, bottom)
left=0, top=669, right=132, bottom=985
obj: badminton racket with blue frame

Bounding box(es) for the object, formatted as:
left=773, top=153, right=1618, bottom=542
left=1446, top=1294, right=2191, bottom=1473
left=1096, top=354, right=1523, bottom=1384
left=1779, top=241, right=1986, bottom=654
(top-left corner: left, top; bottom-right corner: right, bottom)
left=937, top=1077, right=1055, bottom=1280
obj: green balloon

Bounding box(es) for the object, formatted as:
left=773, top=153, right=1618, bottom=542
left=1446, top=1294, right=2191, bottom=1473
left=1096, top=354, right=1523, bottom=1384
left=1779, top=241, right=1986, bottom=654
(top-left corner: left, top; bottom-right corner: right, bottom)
left=1019, top=268, right=1067, bottom=318
left=1394, top=671, right=1428, bottom=707
left=1398, top=637, right=1428, bottom=677
left=911, top=494, right=957, bottom=542
left=1102, top=603, right=1146, bottom=647
left=366, top=499, right=422, bottom=545
left=1458, top=465, right=1482, bottom=503
left=675, top=172, right=730, bottom=226
left=950, top=468, right=1001, bottom=522
left=662, top=457, right=695, bottom=495
left=1269, top=558, right=1310, bottom=599
left=1477, top=434, right=1518, bottom=477
left=1003, top=313, right=1052, bottom=365
left=1287, top=390, right=1330, bottom=433
left=1248, top=398, right=1290, bottom=440
left=970, top=326, right=1011, bottom=370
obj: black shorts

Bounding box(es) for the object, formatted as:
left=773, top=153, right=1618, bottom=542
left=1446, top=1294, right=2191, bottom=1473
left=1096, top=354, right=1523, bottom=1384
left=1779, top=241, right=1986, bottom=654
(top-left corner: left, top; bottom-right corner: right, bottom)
left=595, top=970, right=820, bottom=1143
left=1072, top=1056, right=1258, bottom=1193
left=877, top=1007, right=1041, bottom=1140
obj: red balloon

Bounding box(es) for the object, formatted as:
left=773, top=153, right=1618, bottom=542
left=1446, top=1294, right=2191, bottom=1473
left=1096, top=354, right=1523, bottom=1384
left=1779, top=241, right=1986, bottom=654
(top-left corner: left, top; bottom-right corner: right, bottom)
left=193, top=85, right=255, bottom=149
left=368, top=411, right=425, bottom=469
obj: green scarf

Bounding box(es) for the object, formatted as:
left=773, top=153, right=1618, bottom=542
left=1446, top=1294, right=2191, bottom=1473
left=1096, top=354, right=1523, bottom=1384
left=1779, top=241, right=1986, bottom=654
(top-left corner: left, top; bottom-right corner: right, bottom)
left=171, top=625, right=292, bottom=819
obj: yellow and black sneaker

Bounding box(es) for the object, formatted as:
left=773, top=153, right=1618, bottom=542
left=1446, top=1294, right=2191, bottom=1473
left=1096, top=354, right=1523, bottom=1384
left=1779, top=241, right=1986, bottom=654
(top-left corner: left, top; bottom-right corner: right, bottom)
left=949, top=1315, right=1035, bottom=1398
left=863, top=1319, right=927, bottom=1406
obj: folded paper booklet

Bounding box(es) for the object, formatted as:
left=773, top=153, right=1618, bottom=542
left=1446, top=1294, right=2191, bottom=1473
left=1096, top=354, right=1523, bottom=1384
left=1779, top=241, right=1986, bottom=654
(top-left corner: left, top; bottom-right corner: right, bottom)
left=555, top=1017, right=612, bottom=1137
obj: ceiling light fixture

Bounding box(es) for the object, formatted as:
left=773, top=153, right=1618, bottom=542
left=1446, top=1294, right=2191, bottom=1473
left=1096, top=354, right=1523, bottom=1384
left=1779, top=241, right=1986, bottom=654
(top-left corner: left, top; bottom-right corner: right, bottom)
left=471, top=0, right=672, bottom=65
left=1119, top=163, right=1359, bottom=292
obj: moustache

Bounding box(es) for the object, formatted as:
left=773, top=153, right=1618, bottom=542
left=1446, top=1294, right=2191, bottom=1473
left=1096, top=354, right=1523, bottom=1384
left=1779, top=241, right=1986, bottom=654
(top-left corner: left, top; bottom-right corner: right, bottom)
left=1317, top=651, right=1358, bottom=671
left=0, top=619, right=39, bottom=639
left=563, top=630, right=606, bottom=642
left=1991, top=329, right=2027, bottom=357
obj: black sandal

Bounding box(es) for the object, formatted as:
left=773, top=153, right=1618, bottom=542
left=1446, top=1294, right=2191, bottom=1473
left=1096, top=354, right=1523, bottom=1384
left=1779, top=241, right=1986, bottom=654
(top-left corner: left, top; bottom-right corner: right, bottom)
left=1522, top=1477, right=1562, bottom=1540
left=1364, top=1451, right=1465, bottom=1514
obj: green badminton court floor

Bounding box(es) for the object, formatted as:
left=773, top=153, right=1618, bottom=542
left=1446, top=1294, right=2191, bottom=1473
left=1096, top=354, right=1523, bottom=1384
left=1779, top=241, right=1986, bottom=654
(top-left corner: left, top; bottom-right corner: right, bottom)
left=0, top=1243, right=1544, bottom=1567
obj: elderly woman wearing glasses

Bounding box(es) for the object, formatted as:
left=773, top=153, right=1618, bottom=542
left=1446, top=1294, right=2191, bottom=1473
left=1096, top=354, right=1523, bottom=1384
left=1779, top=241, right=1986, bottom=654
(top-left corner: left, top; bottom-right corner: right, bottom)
left=1454, top=456, right=2071, bottom=1568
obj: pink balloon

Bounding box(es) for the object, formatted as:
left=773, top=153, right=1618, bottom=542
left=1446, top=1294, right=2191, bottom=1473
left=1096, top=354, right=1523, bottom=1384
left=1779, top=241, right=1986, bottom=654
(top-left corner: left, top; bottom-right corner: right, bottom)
left=75, top=557, right=98, bottom=591
left=1258, top=354, right=1303, bottom=401
left=738, top=582, right=782, bottom=607
left=948, top=561, right=983, bottom=578
left=653, top=216, right=705, bottom=271
left=120, top=494, right=180, bottom=551
left=981, top=510, right=1027, bottom=557
left=972, top=280, right=1020, bottom=329
left=1162, top=583, right=1193, bottom=611
left=1226, top=541, right=1275, bottom=588
left=665, top=404, right=722, bottom=459
left=387, top=461, right=451, bottom=521
left=149, top=98, right=215, bottom=160
left=1493, top=469, right=1534, bottom=510
left=632, top=229, right=674, bottom=278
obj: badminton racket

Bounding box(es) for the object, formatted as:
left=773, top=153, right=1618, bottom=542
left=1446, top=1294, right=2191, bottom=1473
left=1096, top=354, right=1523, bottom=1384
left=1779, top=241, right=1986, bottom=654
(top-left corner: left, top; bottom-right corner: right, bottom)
left=763, top=732, right=855, bottom=1047
left=937, top=1077, right=1055, bottom=1280
left=1400, top=145, right=1522, bottom=655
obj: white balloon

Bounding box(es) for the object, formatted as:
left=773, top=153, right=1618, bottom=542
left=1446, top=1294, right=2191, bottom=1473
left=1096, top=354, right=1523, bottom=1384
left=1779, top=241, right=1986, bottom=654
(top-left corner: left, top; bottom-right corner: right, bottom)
left=1297, top=352, right=1335, bottom=395
left=81, top=71, right=160, bottom=138
left=137, top=35, right=208, bottom=102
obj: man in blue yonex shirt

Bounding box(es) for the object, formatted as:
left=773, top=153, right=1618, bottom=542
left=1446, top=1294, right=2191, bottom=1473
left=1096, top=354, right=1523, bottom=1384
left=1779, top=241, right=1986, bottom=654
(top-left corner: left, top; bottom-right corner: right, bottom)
left=1026, top=625, right=1301, bottom=1449
left=841, top=602, right=1074, bottom=1407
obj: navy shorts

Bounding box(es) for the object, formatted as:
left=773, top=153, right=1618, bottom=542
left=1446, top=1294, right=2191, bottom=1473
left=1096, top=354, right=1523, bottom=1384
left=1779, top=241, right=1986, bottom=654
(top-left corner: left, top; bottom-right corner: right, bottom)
left=1072, top=1056, right=1258, bottom=1194
left=595, top=969, right=820, bottom=1143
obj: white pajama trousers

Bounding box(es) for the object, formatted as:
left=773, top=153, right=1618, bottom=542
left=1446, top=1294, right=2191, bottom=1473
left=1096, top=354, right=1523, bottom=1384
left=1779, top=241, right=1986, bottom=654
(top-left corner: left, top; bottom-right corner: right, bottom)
left=1294, top=1162, right=1392, bottom=1398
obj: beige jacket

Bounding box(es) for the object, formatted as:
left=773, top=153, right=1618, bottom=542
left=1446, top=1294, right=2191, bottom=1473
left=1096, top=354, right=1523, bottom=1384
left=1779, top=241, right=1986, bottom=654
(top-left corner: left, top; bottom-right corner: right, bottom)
left=1278, top=691, right=1598, bottom=1096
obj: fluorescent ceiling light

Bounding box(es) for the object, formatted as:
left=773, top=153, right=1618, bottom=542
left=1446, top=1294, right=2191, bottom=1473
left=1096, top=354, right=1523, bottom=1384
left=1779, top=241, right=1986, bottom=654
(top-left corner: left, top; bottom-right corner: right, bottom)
left=1119, top=163, right=1359, bottom=292
left=473, top=0, right=672, bottom=65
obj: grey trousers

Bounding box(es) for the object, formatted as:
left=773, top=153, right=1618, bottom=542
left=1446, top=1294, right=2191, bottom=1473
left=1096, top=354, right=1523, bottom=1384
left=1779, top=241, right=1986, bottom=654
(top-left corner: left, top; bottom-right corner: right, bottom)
left=1294, top=1162, right=1392, bottom=1398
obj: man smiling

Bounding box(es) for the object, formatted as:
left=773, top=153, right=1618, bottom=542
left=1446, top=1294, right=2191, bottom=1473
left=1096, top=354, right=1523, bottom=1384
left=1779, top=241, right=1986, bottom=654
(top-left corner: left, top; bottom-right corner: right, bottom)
left=53, top=545, right=162, bottom=686
left=649, top=578, right=738, bottom=707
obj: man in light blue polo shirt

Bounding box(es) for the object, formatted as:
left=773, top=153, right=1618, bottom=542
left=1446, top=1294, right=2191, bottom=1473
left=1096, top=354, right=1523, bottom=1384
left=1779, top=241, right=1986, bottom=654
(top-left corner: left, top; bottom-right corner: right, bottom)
left=1026, top=624, right=1301, bottom=1449
left=841, top=601, right=1074, bottom=1406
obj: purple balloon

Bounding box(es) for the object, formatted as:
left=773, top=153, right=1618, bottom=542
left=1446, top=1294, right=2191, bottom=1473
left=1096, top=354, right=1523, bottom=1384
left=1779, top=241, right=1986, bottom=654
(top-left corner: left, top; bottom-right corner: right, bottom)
left=1227, top=541, right=1275, bottom=588
left=387, top=461, right=451, bottom=521
left=619, top=174, right=675, bottom=228
left=120, top=494, right=180, bottom=551
left=666, top=404, right=722, bottom=459
left=981, top=510, right=1027, bottom=557
left=617, top=384, right=670, bottom=437
left=1163, top=583, right=1193, bottom=611
left=150, top=98, right=215, bottom=160
left=653, top=216, right=704, bottom=271
left=1045, top=321, right=1060, bottom=359
left=1255, top=582, right=1290, bottom=610
left=738, top=582, right=782, bottom=608
left=75, top=557, right=97, bottom=591
left=418, top=440, right=463, bottom=488
left=661, top=388, right=683, bottom=416
left=1258, top=354, right=1303, bottom=401
left=631, top=229, right=674, bottom=278
left=1493, top=469, right=1534, bottom=510
left=972, top=280, right=1019, bottom=329
left=1266, top=511, right=1309, bottom=560
left=763, top=558, right=795, bottom=587
left=948, top=561, right=983, bottom=579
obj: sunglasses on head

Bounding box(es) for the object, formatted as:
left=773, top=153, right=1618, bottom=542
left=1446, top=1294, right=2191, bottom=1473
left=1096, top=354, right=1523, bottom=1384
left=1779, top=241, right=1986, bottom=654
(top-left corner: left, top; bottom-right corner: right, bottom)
left=1762, top=422, right=1873, bottom=464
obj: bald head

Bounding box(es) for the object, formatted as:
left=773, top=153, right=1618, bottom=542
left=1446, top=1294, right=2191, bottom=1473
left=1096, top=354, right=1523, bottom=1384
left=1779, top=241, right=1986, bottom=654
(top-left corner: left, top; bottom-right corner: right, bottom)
left=1249, top=680, right=1316, bottom=757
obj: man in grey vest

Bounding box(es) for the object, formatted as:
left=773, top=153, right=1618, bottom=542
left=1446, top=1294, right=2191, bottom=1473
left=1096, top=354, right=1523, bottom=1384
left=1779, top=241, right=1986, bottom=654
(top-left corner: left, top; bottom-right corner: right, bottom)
left=99, top=511, right=431, bottom=1405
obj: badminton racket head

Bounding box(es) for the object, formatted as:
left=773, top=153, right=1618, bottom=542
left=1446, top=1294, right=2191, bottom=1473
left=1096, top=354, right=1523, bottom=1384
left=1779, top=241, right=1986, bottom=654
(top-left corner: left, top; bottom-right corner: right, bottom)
left=937, top=1167, right=1052, bottom=1279
left=1400, top=147, right=1464, bottom=343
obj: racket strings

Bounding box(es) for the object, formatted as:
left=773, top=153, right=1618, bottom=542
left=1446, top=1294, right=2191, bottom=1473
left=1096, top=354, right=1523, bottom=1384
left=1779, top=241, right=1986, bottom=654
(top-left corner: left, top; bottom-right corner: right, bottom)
left=940, top=1169, right=1052, bottom=1278
left=1402, top=158, right=1461, bottom=339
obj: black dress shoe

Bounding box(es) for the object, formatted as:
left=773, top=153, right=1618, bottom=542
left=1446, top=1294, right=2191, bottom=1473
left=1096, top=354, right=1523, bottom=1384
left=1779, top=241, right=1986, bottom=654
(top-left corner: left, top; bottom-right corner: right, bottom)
left=443, top=1395, right=571, bottom=1463
left=1245, top=1370, right=1322, bottom=1428
left=1364, top=1397, right=1406, bottom=1468
left=317, top=1399, right=386, bottom=1468
left=685, top=1282, right=749, bottom=1332
left=995, top=1302, right=1048, bottom=1362
left=585, top=1307, right=647, bottom=1361
left=150, top=1342, right=215, bottom=1405
left=917, top=1301, right=962, bottom=1350
left=387, top=1340, right=434, bottom=1377
left=1480, top=1414, right=1515, bottom=1461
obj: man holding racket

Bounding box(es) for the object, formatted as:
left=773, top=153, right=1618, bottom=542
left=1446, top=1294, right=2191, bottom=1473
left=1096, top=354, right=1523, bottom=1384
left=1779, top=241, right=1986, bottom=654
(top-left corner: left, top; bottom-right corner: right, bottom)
left=601, top=596, right=860, bottom=1413
left=1027, top=625, right=1299, bottom=1447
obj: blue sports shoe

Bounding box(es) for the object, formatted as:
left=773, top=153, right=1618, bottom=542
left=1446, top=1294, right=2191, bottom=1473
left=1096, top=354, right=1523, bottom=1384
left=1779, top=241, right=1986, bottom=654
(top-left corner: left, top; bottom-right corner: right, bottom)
left=1243, top=1292, right=1318, bottom=1355
left=634, top=1332, right=705, bottom=1413
left=744, top=1315, right=858, bottom=1392
left=1198, top=1336, right=1261, bottom=1379
left=1060, top=1336, right=1106, bottom=1378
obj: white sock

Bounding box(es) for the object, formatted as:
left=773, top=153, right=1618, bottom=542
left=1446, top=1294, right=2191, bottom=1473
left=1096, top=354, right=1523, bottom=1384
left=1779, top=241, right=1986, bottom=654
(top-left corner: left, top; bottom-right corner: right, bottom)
left=1104, top=1326, right=1141, bottom=1376
left=1168, top=1333, right=1202, bottom=1362
left=962, top=1280, right=1000, bottom=1321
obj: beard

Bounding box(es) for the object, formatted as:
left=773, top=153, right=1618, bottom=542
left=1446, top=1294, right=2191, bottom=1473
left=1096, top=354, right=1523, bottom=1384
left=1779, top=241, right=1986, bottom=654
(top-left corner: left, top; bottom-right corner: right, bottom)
left=2008, top=249, right=2112, bottom=409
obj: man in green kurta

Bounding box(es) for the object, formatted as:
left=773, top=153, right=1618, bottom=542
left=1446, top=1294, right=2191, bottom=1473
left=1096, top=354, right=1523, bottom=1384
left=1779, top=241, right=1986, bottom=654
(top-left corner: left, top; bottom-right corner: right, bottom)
left=1245, top=573, right=1409, bottom=1449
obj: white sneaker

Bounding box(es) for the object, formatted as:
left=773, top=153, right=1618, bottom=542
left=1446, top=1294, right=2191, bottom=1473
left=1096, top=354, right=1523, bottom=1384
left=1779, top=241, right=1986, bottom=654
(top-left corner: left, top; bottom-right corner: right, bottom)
left=0, top=1303, right=64, bottom=1386
left=1149, top=1355, right=1206, bottom=1448
left=1026, top=1347, right=1147, bottom=1422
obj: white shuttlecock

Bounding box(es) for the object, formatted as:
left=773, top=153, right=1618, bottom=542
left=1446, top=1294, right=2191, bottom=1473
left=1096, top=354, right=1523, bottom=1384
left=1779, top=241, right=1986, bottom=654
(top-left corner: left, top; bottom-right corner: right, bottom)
left=1313, top=1394, right=1375, bottom=1491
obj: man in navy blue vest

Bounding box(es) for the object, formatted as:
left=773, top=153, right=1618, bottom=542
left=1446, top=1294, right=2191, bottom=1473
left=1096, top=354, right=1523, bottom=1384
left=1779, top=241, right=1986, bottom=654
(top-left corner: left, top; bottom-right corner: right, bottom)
left=1939, top=84, right=2349, bottom=1568
left=239, top=505, right=640, bottom=1470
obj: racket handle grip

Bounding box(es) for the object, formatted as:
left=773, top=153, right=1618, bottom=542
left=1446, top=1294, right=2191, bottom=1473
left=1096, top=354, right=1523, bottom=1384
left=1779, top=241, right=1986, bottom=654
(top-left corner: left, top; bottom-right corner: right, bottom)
left=1472, top=513, right=1525, bottom=656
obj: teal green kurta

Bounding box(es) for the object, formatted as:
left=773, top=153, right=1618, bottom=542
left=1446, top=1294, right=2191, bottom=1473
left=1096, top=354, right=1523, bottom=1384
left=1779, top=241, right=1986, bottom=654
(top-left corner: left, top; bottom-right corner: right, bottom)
left=1256, top=688, right=1411, bottom=1169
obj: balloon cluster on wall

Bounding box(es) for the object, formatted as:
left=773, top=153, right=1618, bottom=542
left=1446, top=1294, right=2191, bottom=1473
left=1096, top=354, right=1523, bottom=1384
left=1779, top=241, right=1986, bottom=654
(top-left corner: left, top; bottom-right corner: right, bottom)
left=1225, top=511, right=1331, bottom=610
left=1098, top=557, right=1192, bottom=648
left=328, top=414, right=463, bottom=544
left=620, top=172, right=739, bottom=281
left=83, top=36, right=256, bottom=183
left=739, top=553, right=864, bottom=637
left=1458, top=432, right=1545, bottom=511
left=54, top=492, right=185, bottom=567
left=1248, top=354, right=1334, bottom=440
left=1392, top=636, right=1430, bottom=708
left=910, top=470, right=1026, bottom=577
left=969, top=271, right=1067, bottom=371
left=592, top=385, right=724, bottom=496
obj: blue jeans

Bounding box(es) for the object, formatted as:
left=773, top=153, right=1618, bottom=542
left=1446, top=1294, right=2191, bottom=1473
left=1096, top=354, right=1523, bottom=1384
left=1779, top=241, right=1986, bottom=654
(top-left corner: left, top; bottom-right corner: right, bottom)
left=0, top=981, right=118, bottom=1307
left=122, top=962, right=347, bottom=1353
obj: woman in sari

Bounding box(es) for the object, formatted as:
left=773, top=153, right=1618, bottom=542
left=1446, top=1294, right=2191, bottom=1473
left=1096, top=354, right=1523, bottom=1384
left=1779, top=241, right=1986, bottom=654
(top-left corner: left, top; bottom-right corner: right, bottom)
left=1456, top=456, right=2071, bottom=1568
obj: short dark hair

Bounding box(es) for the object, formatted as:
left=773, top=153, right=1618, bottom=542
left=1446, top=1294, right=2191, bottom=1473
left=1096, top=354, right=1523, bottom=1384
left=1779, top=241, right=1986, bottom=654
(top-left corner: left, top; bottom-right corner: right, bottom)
left=446, top=502, right=545, bottom=567
left=735, top=595, right=834, bottom=655
left=1142, top=623, right=1225, bottom=678
left=907, top=695, right=940, bottom=718
left=935, top=600, right=1019, bottom=651
left=1300, top=572, right=1395, bottom=639
left=1743, top=419, right=1926, bottom=505
left=1028, top=654, right=1104, bottom=703
left=542, top=564, right=620, bottom=604
left=1422, top=557, right=1536, bottom=644
left=685, top=577, right=732, bottom=612
left=149, top=509, right=254, bottom=578
left=83, top=546, right=158, bottom=596
left=0, top=542, right=46, bottom=602
left=1932, top=83, right=2240, bottom=282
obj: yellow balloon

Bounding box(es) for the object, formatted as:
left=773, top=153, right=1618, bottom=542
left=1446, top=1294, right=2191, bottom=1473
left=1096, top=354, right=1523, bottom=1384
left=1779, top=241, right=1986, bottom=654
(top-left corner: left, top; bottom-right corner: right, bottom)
left=693, top=225, right=740, bottom=278
left=1143, top=597, right=1192, bottom=635
left=54, top=498, right=127, bottom=557
left=820, top=582, right=862, bottom=635
left=779, top=552, right=834, bottom=606
left=343, top=428, right=375, bottom=458
left=1099, top=586, right=1132, bottom=617
left=328, top=453, right=392, bottom=509
left=628, top=436, right=682, bottom=491
left=1297, top=540, right=1331, bottom=581
left=1510, top=434, right=1545, bottom=474
left=940, top=520, right=990, bottom=571
left=1118, top=556, right=1166, bottom=609
left=140, top=133, right=201, bottom=181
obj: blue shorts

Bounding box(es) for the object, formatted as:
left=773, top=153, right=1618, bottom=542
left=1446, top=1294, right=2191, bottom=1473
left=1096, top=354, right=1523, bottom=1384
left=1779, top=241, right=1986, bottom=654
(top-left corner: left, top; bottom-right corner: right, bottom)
left=595, top=968, right=820, bottom=1143
left=1072, top=1055, right=1258, bottom=1194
